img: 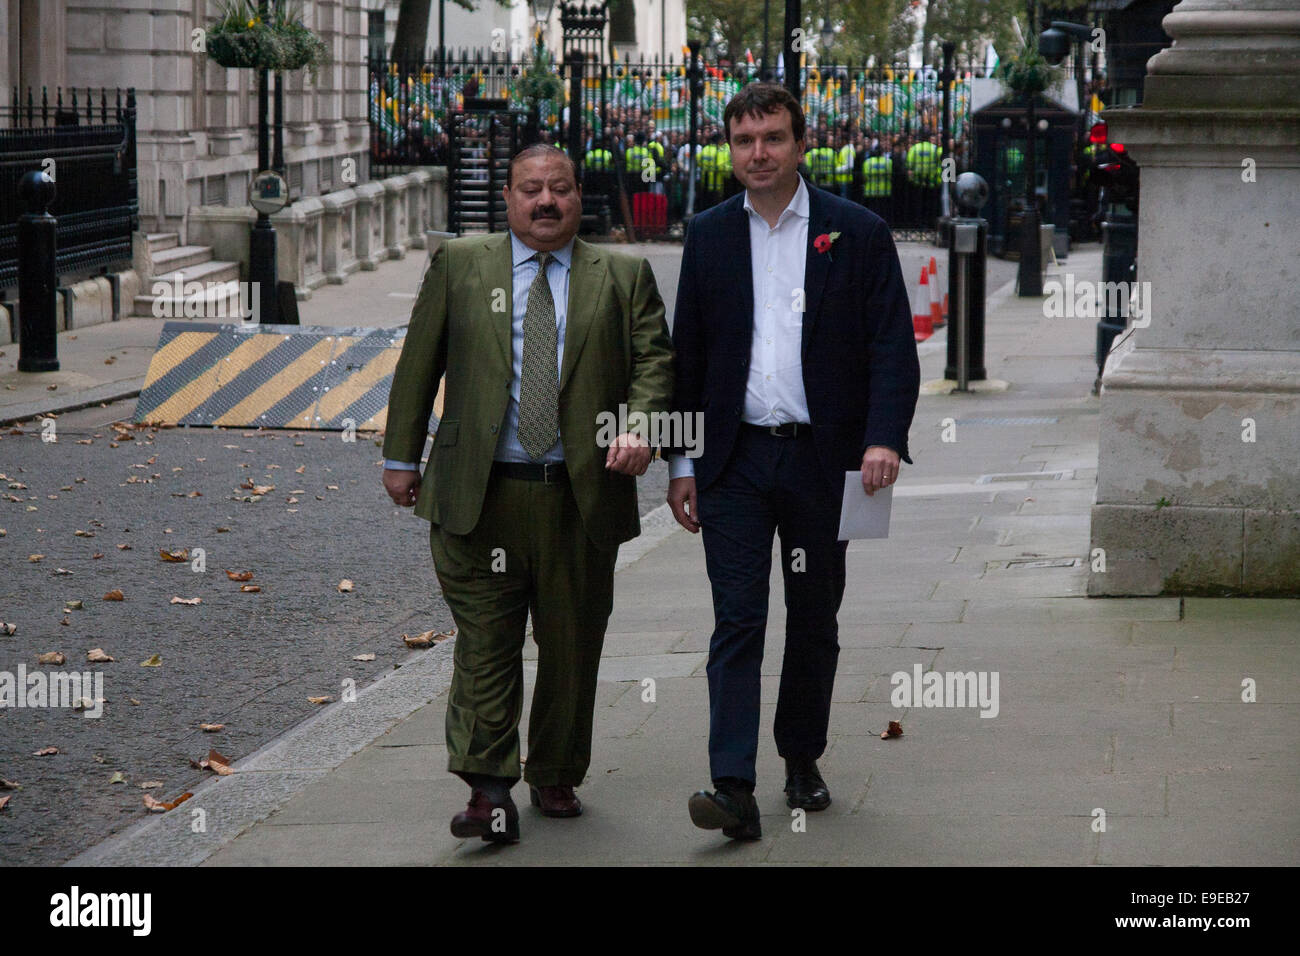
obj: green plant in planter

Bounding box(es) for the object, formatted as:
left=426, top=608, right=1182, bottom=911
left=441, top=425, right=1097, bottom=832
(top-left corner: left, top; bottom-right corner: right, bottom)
left=520, top=44, right=565, bottom=117
left=998, top=38, right=1052, bottom=96
left=206, top=0, right=330, bottom=83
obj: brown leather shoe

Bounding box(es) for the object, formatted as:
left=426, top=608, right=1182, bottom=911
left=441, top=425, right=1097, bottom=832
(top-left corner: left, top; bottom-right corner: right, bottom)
left=529, top=784, right=582, bottom=818
left=450, top=789, right=520, bottom=843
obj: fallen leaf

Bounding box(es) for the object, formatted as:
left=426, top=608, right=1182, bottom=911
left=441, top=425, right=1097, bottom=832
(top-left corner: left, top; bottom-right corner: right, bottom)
left=403, top=630, right=435, bottom=648
left=140, top=654, right=162, bottom=667
left=159, top=548, right=188, bottom=562
left=239, top=584, right=261, bottom=593
left=352, top=653, right=376, bottom=661
left=143, top=791, right=192, bottom=812
left=59, top=617, right=70, bottom=626
left=0, top=622, right=16, bottom=635
left=92, top=552, right=104, bottom=559
left=199, top=723, right=224, bottom=732
left=103, top=589, right=125, bottom=601
left=108, top=771, right=126, bottom=784
left=225, top=570, right=254, bottom=581
left=52, top=567, right=74, bottom=576
left=0, top=779, right=19, bottom=790
left=170, top=596, right=201, bottom=605
left=140, top=781, right=164, bottom=789
left=0, top=795, right=9, bottom=811
left=326, top=484, right=339, bottom=490
left=74, top=530, right=95, bottom=537
left=117, top=543, right=132, bottom=551
left=203, top=749, right=233, bottom=775
left=128, top=697, right=141, bottom=705
left=307, top=695, right=332, bottom=705
left=32, top=747, right=58, bottom=756
left=294, top=466, right=305, bottom=474
left=216, top=526, right=230, bottom=533
left=65, top=599, right=84, bottom=610
left=28, top=554, right=44, bottom=563
left=37, top=651, right=66, bottom=665
left=337, top=579, right=354, bottom=593
left=87, top=648, right=114, bottom=663
left=881, top=720, right=904, bottom=740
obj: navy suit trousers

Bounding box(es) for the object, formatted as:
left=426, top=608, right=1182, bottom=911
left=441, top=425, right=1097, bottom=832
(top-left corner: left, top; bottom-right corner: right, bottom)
left=697, top=426, right=848, bottom=784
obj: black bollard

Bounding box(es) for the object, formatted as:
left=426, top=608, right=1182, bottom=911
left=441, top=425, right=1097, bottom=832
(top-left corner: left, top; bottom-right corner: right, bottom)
left=17, top=170, right=60, bottom=372
left=945, top=172, right=990, bottom=384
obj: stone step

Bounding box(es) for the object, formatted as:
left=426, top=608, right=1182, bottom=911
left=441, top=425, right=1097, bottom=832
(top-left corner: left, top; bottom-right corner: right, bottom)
left=146, top=258, right=242, bottom=288
left=144, top=232, right=180, bottom=253
left=150, top=243, right=215, bottom=274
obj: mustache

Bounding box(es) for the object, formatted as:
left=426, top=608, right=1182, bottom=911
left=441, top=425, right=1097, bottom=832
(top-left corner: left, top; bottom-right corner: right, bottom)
left=532, top=206, right=561, bottom=220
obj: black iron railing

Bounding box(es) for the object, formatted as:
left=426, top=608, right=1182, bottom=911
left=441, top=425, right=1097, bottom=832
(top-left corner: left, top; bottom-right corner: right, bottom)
left=0, top=87, right=138, bottom=295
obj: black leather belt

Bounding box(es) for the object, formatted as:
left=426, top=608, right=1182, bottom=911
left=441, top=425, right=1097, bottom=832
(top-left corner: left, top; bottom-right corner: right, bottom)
left=741, top=421, right=810, bottom=438
left=492, top=460, right=568, bottom=483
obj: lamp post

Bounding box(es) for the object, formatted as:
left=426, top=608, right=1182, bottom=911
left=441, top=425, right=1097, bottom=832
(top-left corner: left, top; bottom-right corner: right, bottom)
left=782, top=0, right=802, bottom=100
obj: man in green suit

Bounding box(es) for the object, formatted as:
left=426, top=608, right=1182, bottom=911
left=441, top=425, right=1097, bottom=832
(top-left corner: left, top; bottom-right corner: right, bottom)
left=381, top=144, right=674, bottom=844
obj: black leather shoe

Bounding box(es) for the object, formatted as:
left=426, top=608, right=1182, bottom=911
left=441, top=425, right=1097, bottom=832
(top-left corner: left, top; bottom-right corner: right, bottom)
left=688, top=786, right=761, bottom=841
left=784, top=758, right=831, bottom=811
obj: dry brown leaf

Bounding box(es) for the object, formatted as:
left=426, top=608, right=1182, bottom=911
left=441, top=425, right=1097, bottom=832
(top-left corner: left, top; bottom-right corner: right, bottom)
left=140, top=654, right=162, bottom=667
left=337, top=579, right=354, bottom=593
left=352, top=653, right=376, bottom=661
left=32, top=747, right=58, bottom=756
left=140, top=781, right=164, bottom=789
left=225, top=569, right=254, bottom=582
left=200, top=749, right=233, bottom=775
left=37, top=651, right=66, bottom=665
left=143, top=791, right=192, bottom=813
left=170, top=596, right=201, bottom=606
left=28, top=554, right=44, bottom=563
left=65, top=600, right=84, bottom=610
left=881, top=720, right=903, bottom=740
left=74, top=529, right=95, bottom=537
left=239, top=584, right=261, bottom=593
left=1, top=622, right=17, bottom=636
left=403, top=630, right=435, bottom=648
left=307, top=695, right=333, bottom=705
left=0, top=794, right=9, bottom=811
left=199, top=723, right=224, bottom=733
left=294, top=465, right=305, bottom=474
left=159, top=548, right=189, bottom=562
left=103, top=589, right=125, bottom=601
left=108, top=771, right=127, bottom=784
left=0, top=779, right=19, bottom=790
left=87, top=648, right=114, bottom=663
left=116, top=543, right=132, bottom=550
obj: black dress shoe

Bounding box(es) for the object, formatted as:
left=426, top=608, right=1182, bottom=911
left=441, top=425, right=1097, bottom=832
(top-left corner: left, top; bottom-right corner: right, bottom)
left=688, top=786, right=762, bottom=841
left=784, top=758, right=831, bottom=811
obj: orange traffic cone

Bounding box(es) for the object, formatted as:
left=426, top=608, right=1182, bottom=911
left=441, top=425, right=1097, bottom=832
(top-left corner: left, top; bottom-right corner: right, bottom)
left=913, top=265, right=933, bottom=342
left=928, top=256, right=946, bottom=329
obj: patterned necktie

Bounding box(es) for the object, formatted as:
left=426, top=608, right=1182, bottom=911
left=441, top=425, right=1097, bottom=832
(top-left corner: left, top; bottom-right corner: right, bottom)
left=517, top=250, right=559, bottom=460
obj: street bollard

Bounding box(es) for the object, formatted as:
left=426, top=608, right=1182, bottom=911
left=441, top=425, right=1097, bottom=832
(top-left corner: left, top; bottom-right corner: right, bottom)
left=946, top=172, right=990, bottom=388
left=16, top=170, right=60, bottom=372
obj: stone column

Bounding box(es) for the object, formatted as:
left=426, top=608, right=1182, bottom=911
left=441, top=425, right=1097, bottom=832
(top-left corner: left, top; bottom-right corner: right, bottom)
left=1089, top=0, right=1300, bottom=596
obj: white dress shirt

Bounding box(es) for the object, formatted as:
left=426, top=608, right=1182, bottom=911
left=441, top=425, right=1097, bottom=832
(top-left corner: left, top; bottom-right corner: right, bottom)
left=669, top=176, right=811, bottom=480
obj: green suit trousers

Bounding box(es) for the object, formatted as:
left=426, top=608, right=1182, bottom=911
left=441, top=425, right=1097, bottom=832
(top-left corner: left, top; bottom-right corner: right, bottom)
left=430, top=471, right=616, bottom=787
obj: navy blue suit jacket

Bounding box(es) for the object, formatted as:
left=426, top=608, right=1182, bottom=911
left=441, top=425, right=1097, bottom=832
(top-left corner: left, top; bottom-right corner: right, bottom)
left=671, top=181, right=921, bottom=497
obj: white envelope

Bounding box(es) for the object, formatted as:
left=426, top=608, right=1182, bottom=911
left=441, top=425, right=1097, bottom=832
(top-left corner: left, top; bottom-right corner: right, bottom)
left=837, top=472, right=893, bottom=540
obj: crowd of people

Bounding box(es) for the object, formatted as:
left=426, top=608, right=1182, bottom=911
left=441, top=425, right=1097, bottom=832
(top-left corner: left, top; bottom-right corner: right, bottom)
left=537, top=104, right=959, bottom=230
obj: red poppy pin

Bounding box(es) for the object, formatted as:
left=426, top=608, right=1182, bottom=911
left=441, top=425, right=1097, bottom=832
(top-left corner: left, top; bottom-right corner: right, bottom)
left=814, top=231, right=841, bottom=261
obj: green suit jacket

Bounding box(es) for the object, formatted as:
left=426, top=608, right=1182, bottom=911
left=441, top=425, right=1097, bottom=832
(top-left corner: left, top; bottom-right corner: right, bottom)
left=382, top=232, right=674, bottom=550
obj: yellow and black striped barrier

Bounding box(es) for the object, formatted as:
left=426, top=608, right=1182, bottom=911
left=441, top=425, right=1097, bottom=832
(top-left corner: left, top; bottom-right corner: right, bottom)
left=134, top=322, right=412, bottom=430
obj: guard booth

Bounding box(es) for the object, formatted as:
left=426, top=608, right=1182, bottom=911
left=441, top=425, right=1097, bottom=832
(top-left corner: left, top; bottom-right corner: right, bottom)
left=447, top=97, right=524, bottom=234
left=971, top=92, right=1076, bottom=258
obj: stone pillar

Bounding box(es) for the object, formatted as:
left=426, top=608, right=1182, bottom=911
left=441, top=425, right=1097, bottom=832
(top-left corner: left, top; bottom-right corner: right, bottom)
left=1089, top=0, right=1300, bottom=596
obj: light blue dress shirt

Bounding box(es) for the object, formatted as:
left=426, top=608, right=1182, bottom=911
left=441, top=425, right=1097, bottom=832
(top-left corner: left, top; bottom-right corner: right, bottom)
left=385, top=230, right=572, bottom=471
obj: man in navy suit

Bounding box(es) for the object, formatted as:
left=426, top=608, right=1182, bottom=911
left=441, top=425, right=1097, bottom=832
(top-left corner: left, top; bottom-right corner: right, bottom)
left=666, top=83, right=920, bottom=841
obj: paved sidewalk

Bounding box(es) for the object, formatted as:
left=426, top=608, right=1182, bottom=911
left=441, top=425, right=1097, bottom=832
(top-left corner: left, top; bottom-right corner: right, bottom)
left=65, top=246, right=1298, bottom=866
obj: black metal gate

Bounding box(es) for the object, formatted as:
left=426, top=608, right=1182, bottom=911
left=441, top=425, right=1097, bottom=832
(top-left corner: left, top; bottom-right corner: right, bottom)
left=447, top=99, right=524, bottom=234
